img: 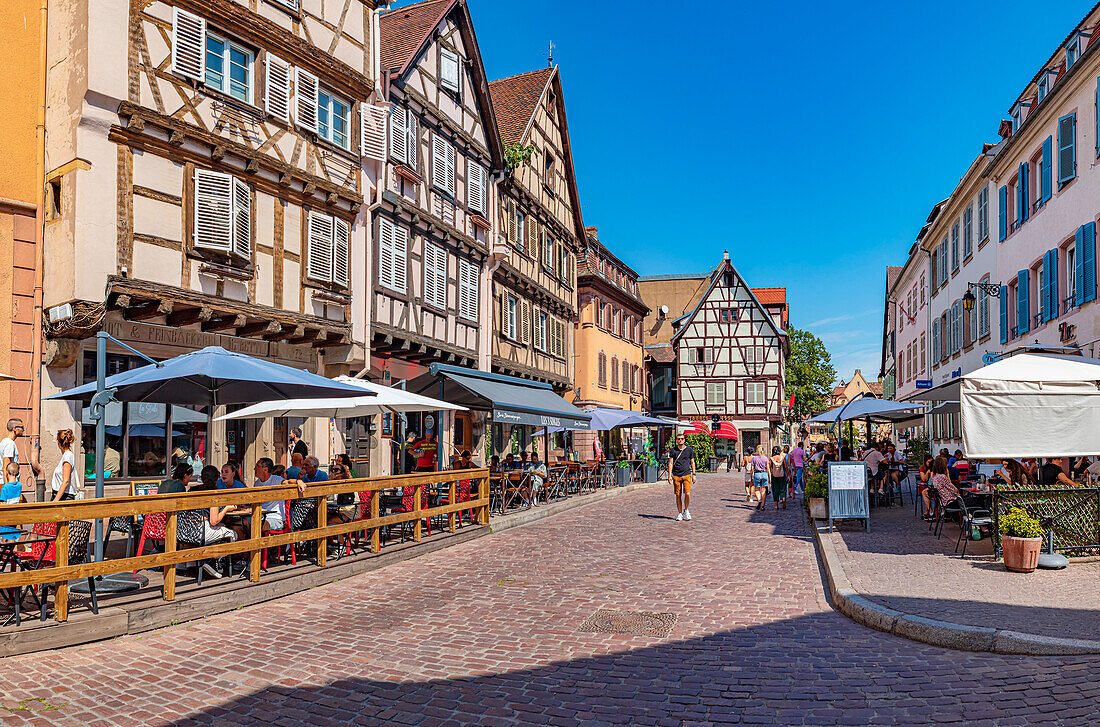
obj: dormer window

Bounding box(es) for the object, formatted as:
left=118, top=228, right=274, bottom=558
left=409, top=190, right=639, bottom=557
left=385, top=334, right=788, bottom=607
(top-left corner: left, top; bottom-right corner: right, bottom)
left=1011, top=104, right=1022, bottom=131
left=1037, top=75, right=1048, bottom=102
left=1066, top=34, right=1082, bottom=69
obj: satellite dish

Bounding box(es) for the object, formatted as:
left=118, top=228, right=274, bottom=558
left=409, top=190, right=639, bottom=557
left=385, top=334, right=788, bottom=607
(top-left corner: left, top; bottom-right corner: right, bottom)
left=659, top=305, right=668, bottom=319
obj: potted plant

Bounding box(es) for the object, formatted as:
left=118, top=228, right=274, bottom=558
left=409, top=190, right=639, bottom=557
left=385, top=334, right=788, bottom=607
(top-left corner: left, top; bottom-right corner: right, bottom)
left=804, top=466, right=828, bottom=520
left=999, top=507, right=1044, bottom=573
left=615, top=455, right=631, bottom=487
left=643, top=446, right=658, bottom=483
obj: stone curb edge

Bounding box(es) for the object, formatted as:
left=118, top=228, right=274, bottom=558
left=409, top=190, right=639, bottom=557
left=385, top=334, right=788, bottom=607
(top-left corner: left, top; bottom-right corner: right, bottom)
left=811, top=519, right=1100, bottom=656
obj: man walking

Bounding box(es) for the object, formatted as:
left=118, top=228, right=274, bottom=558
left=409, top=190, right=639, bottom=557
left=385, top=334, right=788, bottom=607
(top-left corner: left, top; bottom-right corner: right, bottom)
left=789, top=440, right=806, bottom=496
left=668, top=433, right=696, bottom=521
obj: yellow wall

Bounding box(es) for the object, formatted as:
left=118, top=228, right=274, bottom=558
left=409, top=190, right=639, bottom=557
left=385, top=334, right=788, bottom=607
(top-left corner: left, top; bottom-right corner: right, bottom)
left=0, top=0, right=42, bottom=205
left=574, top=296, right=645, bottom=411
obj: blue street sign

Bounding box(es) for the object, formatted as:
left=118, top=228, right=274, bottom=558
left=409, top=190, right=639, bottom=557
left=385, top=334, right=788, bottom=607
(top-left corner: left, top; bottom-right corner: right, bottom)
left=915, top=379, right=933, bottom=389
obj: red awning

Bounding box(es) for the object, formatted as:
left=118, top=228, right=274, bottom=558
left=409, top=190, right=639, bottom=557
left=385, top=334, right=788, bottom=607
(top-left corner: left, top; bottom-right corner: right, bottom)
left=715, top=422, right=738, bottom=440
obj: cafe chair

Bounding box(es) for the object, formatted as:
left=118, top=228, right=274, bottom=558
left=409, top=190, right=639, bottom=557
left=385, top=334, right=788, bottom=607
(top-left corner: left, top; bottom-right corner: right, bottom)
left=436, top=479, right=474, bottom=527
left=103, top=516, right=141, bottom=558
left=23, top=520, right=98, bottom=620
left=133, top=512, right=167, bottom=570
left=395, top=485, right=430, bottom=542
left=262, top=500, right=296, bottom=571
left=954, top=499, right=993, bottom=557
left=176, top=508, right=235, bottom=584
left=934, top=494, right=965, bottom=541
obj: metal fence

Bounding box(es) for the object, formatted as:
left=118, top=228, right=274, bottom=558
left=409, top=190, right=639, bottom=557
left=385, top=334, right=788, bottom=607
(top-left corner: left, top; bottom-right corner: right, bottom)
left=992, top=486, right=1100, bottom=556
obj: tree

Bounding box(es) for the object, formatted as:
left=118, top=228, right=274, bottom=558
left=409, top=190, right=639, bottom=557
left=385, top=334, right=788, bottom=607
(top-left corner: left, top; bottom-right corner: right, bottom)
left=785, top=328, right=837, bottom=422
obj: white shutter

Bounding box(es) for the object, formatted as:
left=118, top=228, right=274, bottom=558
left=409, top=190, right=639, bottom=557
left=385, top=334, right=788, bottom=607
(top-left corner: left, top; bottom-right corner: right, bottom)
left=458, top=258, right=478, bottom=321
left=392, top=224, right=408, bottom=293
left=389, top=106, right=407, bottom=164
left=406, top=113, right=419, bottom=170
left=432, top=134, right=449, bottom=191
left=295, top=68, right=319, bottom=133
left=467, top=161, right=484, bottom=214
left=446, top=144, right=456, bottom=196
left=171, top=8, right=206, bottom=81
left=361, top=104, right=387, bottom=162
left=440, top=48, right=460, bottom=93
left=193, top=169, right=233, bottom=252
left=333, top=218, right=349, bottom=287
left=521, top=301, right=532, bottom=345
left=379, top=218, right=396, bottom=290
left=232, top=177, right=251, bottom=259
left=264, top=54, right=292, bottom=122
left=307, top=211, right=334, bottom=282
left=424, top=241, right=447, bottom=309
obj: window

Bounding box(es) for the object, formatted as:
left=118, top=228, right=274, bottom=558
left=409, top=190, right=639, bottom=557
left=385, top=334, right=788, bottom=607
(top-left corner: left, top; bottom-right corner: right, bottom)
left=317, top=90, right=350, bottom=149
left=979, top=277, right=990, bottom=337
left=1058, top=113, right=1077, bottom=186
left=467, top=161, right=486, bottom=214
left=389, top=107, right=418, bottom=168
left=1067, top=244, right=1077, bottom=307
left=431, top=133, right=457, bottom=196
left=938, top=238, right=949, bottom=285
left=559, top=247, right=570, bottom=283
left=378, top=217, right=408, bottom=293
left=1038, top=76, right=1048, bottom=102
left=746, top=382, right=765, bottom=406
left=610, top=357, right=619, bottom=390
left=998, top=185, right=1008, bottom=241
left=458, top=258, right=478, bottom=321
left=920, top=334, right=926, bottom=373
left=1011, top=106, right=1022, bottom=131
left=597, top=353, right=607, bottom=387
left=193, top=169, right=251, bottom=260
left=542, top=233, right=555, bottom=274
left=963, top=206, right=972, bottom=259
left=594, top=298, right=603, bottom=327
left=612, top=309, right=620, bottom=337
left=706, top=382, right=724, bottom=406
left=719, top=309, right=737, bottom=323
left=977, top=187, right=989, bottom=241
left=422, top=242, right=447, bottom=310
left=951, top=223, right=960, bottom=271
left=440, top=48, right=461, bottom=94
left=506, top=295, right=518, bottom=340
left=544, top=153, right=555, bottom=185
left=1067, top=35, right=1081, bottom=69
left=306, top=211, right=350, bottom=287
left=1016, top=162, right=1030, bottom=226
left=510, top=206, right=525, bottom=251
left=920, top=273, right=926, bottom=304
left=695, top=347, right=713, bottom=365
left=622, top=360, right=631, bottom=394
left=204, top=33, right=254, bottom=103
left=537, top=311, right=548, bottom=351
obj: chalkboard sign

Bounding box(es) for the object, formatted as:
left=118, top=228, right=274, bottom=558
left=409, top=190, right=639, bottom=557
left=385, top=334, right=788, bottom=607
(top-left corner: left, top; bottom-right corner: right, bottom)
left=131, top=480, right=161, bottom=497
left=827, top=461, right=869, bottom=532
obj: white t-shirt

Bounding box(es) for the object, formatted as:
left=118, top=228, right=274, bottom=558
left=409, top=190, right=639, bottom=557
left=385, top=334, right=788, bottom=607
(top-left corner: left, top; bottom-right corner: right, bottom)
left=0, top=438, right=19, bottom=466
left=256, top=474, right=286, bottom=522
left=863, top=449, right=885, bottom=475
left=52, top=450, right=77, bottom=495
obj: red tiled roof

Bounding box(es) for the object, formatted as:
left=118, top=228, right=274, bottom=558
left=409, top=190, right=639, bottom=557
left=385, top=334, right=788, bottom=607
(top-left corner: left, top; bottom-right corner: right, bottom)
left=751, top=287, right=786, bottom=306
left=488, top=68, right=554, bottom=146
left=867, top=381, right=884, bottom=397
left=379, top=0, right=454, bottom=74
left=646, top=344, right=675, bottom=364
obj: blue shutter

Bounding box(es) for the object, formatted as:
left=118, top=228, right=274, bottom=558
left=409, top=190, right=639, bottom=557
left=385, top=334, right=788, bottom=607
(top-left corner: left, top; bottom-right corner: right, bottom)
left=998, top=185, right=1008, bottom=241
left=1018, top=162, right=1029, bottom=224
left=1075, top=225, right=1086, bottom=306
left=1041, top=136, right=1053, bottom=203
left=1058, top=113, right=1077, bottom=185
left=932, top=318, right=940, bottom=362
left=1048, top=248, right=1059, bottom=320
left=1041, top=250, right=1052, bottom=322
left=999, top=285, right=1009, bottom=343
left=1017, top=269, right=1030, bottom=334
left=1096, top=77, right=1099, bottom=158
left=1084, top=222, right=1096, bottom=304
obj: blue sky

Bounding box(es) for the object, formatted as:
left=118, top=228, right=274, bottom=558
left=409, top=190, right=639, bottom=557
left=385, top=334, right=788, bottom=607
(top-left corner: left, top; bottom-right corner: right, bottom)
left=466, top=0, right=1090, bottom=381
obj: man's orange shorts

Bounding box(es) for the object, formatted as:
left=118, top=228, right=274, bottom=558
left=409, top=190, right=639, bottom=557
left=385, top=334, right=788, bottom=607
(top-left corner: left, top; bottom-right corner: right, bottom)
left=672, top=474, right=693, bottom=496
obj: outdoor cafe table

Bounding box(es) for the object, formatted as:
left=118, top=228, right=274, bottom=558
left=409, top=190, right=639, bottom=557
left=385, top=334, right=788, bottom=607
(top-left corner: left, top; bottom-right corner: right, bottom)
left=1, top=527, right=56, bottom=627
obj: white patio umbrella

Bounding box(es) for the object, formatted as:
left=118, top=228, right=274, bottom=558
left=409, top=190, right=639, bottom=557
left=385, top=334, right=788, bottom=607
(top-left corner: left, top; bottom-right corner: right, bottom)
left=214, top=375, right=466, bottom=420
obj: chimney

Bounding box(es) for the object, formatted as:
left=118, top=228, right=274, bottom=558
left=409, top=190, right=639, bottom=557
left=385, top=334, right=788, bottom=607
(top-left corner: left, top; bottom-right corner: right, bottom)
left=723, top=249, right=730, bottom=261
left=585, top=226, right=598, bottom=239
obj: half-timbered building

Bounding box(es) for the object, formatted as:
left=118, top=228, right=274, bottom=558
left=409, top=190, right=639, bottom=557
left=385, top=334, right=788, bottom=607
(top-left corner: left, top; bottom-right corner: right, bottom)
left=39, top=0, right=381, bottom=485
left=487, top=66, right=583, bottom=393
left=372, top=0, right=503, bottom=472
left=639, top=253, right=788, bottom=454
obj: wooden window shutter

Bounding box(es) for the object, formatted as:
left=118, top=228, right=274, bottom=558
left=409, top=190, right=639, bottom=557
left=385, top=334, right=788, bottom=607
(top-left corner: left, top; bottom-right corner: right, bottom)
left=458, top=259, right=478, bottom=320
left=264, top=54, right=292, bottom=122
left=193, top=169, right=234, bottom=252
left=507, top=199, right=516, bottom=242
left=393, top=224, right=408, bottom=293
left=527, top=218, right=539, bottom=257
left=522, top=300, right=532, bottom=345
left=171, top=8, right=206, bottom=81
left=333, top=218, right=349, bottom=287
left=307, top=211, right=334, bottom=282
left=389, top=107, right=407, bottom=164
left=295, top=68, right=319, bottom=133
left=379, top=218, right=397, bottom=291
left=431, top=133, right=448, bottom=191
left=467, top=162, right=484, bottom=214
left=424, top=242, right=447, bottom=309
left=440, top=48, right=461, bottom=93
left=406, top=113, right=419, bottom=170
left=446, top=142, right=456, bottom=196
left=361, top=104, right=387, bottom=162
left=231, top=177, right=251, bottom=259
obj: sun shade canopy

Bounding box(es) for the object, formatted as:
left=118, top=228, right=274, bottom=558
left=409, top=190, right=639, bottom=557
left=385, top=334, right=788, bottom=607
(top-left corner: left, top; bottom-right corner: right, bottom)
left=48, top=346, right=370, bottom=406
left=408, top=363, right=591, bottom=430
left=805, top=397, right=925, bottom=424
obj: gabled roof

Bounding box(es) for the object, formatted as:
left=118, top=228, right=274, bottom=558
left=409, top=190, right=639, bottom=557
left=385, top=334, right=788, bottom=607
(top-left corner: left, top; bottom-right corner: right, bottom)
left=379, top=0, right=454, bottom=74
left=670, top=258, right=786, bottom=346
left=751, top=287, right=786, bottom=307
left=645, top=344, right=676, bottom=364
left=488, top=68, right=554, bottom=147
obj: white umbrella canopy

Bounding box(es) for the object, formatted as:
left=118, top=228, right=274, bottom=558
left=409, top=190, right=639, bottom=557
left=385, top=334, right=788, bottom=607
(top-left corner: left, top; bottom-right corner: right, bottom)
left=962, top=354, right=1100, bottom=457
left=214, top=375, right=466, bottom=421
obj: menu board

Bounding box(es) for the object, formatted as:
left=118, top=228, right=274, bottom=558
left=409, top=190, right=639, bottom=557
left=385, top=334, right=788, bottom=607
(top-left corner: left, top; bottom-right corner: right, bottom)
left=829, top=463, right=866, bottom=491
left=827, top=461, right=870, bottom=532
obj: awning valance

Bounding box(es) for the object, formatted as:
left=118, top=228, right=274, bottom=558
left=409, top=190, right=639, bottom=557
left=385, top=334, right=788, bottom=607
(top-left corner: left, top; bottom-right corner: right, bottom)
left=408, top=363, right=591, bottom=430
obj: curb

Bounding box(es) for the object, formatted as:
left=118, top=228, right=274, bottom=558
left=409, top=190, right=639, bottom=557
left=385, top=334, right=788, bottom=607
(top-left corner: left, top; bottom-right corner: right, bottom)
left=811, top=519, right=1100, bottom=655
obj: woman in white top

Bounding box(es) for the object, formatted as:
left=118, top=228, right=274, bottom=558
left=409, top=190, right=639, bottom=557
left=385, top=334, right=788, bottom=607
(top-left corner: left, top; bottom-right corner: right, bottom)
left=52, top=429, right=78, bottom=501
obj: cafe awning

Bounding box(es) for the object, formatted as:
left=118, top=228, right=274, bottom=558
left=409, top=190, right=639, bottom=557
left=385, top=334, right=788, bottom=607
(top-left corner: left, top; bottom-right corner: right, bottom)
left=408, top=363, right=591, bottom=430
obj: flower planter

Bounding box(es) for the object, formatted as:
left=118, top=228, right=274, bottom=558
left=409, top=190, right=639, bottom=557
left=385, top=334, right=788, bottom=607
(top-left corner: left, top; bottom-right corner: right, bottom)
left=1001, top=535, right=1042, bottom=573
left=644, top=465, right=658, bottom=483
left=615, top=467, right=631, bottom=487
left=808, top=497, right=827, bottom=520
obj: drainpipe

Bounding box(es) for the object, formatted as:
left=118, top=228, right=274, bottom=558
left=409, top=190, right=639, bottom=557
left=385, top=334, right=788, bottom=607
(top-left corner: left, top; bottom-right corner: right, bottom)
left=28, top=0, right=49, bottom=493
left=923, top=246, right=933, bottom=453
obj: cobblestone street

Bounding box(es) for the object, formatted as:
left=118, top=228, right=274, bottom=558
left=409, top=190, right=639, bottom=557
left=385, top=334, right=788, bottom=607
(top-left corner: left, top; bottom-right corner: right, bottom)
left=2, top=475, right=1099, bottom=726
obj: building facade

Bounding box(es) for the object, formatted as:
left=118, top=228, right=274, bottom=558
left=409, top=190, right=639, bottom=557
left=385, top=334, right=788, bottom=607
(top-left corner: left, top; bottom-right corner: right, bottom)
left=38, top=0, right=380, bottom=486
left=639, top=254, right=788, bottom=455
left=371, top=0, right=503, bottom=473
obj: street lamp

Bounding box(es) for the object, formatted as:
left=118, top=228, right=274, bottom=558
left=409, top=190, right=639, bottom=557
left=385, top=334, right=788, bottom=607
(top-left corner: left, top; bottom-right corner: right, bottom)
left=962, top=281, right=1001, bottom=311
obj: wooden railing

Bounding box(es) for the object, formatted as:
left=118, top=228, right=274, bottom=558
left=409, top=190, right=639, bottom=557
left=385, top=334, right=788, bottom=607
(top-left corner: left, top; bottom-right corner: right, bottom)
left=0, top=469, right=489, bottom=622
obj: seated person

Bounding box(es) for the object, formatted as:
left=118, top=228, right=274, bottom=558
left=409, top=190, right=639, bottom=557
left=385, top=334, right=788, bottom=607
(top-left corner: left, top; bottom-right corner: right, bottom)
left=489, top=455, right=500, bottom=473
left=321, top=461, right=354, bottom=525
left=253, top=458, right=288, bottom=532
left=285, top=452, right=304, bottom=481
left=518, top=452, right=529, bottom=468
left=300, top=456, right=329, bottom=484
left=502, top=454, right=516, bottom=471
left=161, top=463, right=193, bottom=494
left=217, top=462, right=247, bottom=489
left=1037, top=457, right=1076, bottom=488
left=862, top=442, right=886, bottom=493
left=455, top=450, right=474, bottom=469
left=271, top=464, right=286, bottom=478
left=1, top=461, right=22, bottom=504
left=921, top=457, right=961, bottom=521
left=527, top=453, right=548, bottom=503
left=336, top=453, right=358, bottom=479
left=951, top=450, right=970, bottom=480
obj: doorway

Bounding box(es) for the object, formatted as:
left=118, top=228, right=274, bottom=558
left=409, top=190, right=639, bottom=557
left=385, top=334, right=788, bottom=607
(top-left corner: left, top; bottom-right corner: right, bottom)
left=742, top=430, right=761, bottom=456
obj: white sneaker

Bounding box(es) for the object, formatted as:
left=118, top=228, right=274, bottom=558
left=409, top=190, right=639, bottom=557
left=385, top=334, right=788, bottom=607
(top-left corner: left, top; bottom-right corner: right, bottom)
left=675, top=512, right=683, bottom=521
left=202, top=562, right=224, bottom=579
left=684, top=510, right=692, bottom=521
